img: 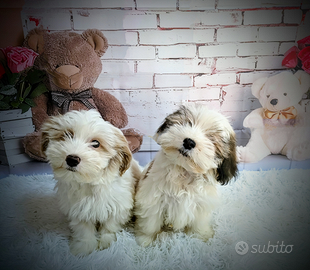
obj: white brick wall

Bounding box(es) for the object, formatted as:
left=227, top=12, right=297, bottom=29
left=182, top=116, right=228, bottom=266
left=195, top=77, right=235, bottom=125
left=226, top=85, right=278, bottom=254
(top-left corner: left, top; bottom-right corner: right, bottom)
left=21, top=0, right=310, bottom=140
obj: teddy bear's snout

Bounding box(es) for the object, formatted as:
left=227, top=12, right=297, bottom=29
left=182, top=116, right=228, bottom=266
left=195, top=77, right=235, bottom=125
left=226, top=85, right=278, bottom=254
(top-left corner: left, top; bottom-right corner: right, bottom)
left=270, top=98, right=278, bottom=106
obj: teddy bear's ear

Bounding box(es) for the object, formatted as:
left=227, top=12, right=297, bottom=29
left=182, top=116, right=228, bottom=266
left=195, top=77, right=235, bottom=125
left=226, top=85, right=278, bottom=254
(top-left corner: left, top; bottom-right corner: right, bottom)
left=294, top=70, right=310, bottom=94
left=24, top=28, right=46, bottom=54
left=82, top=29, right=108, bottom=57
left=251, top=77, right=269, bottom=98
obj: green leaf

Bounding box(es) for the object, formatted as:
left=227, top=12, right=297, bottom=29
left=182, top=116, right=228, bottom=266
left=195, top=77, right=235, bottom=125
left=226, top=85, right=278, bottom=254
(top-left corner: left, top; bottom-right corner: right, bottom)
left=26, top=69, right=46, bottom=84
left=19, top=103, right=30, bottom=114
left=24, top=98, right=36, bottom=107
left=0, top=85, right=18, bottom=95
left=29, top=83, right=48, bottom=98
left=0, top=101, right=11, bottom=110
left=7, top=73, right=21, bottom=85
left=10, top=100, right=20, bottom=108
left=23, top=84, right=32, bottom=98
left=0, top=94, right=3, bottom=100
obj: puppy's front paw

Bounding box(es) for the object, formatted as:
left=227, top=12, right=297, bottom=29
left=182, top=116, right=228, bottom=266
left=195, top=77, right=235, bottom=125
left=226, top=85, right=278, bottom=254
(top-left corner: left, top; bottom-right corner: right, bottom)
left=136, top=233, right=154, bottom=247
left=98, top=232, right=116, bottom=250
left=200, top=226, right=214, bottom=242
left=70, top=237, right=98, bottom=256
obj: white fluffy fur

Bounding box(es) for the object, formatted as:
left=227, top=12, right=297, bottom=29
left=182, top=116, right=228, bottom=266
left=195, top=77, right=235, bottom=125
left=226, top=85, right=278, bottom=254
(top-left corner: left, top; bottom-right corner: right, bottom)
left=41, top=109, right=141, bottom=255
left=134, top=104, right=238, bottom=247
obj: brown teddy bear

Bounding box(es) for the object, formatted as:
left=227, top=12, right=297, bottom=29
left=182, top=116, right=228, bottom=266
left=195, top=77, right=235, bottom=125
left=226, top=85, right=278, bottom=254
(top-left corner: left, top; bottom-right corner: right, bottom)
left=22, top=28, right=142, bottom=161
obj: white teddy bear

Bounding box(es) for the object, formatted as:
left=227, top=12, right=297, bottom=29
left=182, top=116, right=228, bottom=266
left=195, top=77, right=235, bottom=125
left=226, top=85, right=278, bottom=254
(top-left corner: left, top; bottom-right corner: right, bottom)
left=238, top=70, right=310, bottom=163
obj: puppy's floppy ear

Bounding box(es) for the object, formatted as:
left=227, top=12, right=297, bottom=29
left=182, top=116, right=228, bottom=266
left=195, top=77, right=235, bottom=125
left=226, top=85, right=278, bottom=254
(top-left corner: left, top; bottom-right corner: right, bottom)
left=40, top=130, right=49, bottom=156
left=216, top=132, right=238, bottom=185
left=111, top=131, right=132, bottom=176
left=40, top=114, right=64, bottom=156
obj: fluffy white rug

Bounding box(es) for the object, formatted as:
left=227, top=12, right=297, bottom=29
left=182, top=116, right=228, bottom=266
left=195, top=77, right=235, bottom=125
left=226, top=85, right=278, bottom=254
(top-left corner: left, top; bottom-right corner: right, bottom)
left=0, top=169, right=310, bottom=270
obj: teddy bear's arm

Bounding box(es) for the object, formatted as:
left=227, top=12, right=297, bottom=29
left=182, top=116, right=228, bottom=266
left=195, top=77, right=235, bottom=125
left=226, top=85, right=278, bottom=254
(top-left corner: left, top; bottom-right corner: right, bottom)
left=31, top=94, right=49, bottom=130
left=91, top=88, right=128, bottom=129
left=243, top=108, right=264, bottom=129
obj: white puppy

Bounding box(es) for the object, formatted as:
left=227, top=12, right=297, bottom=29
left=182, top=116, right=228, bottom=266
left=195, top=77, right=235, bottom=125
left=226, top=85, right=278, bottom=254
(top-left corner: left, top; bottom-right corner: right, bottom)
left=134, top=104, right=238, bottom=246
left=41, top=109, right=141, bottom=255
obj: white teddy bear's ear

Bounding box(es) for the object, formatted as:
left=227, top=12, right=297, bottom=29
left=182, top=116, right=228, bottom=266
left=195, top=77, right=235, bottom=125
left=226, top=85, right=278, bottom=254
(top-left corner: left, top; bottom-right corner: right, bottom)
left=251, top=77, right=269, bottom=98
left=294, top=70, right=310, bottom=94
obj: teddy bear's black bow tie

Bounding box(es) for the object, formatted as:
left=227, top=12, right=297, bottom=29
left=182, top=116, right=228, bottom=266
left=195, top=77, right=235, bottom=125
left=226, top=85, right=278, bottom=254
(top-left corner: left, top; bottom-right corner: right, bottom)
left=51, top=89, right=95, bottom=113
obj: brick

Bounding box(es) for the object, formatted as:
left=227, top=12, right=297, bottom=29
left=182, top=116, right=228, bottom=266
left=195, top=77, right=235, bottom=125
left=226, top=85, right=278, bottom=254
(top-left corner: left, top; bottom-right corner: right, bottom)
left=296, top=12, right=310, bottom=41
left=100, top=60, right=135, bottom=74
left=102, top=90, right=130, bottom=103
left=220, top=100, right=244, bottom=111
left=302, top=1, right=310, bottom=9
left=258, top=27, right=297, bottom=42
left=244, top=10, right=282, bottom=25
left=238, top=43, right=278, bottom=56
left=256, top=56, right=285, bottom=69
left=102, top=31, right=138, bottom=45
left=137, top=59, right=213, bottom=73
left=155, top=74, right=193, bottom=88
left=220, top=110, right=244, bottom=130
left=102, top=46, right=155, bottom=60
left=156, top=89, right=190, bottom=102
left=217, top=0, right=301, bottom=9
left=179, top=0, right=216, bottom=10
left=95, top=74, right=153, bottom=89
left=72, top=10, right=157, bottom=30
left=195, top=73, right=236, bottom=87
left=124, top=101, right=182, bottom=135
left=22, top=9, right=71, bottom=32
left=199, top=44, right=237, bottom=57
left=217, top=27, right=258, bottom=42
left=129, top=90, right=157, bottom=103
left=136, top=0, right=176, bottom=10
left=222, top=85, right=249, bottom=101
left=23, top=0, right=135, bottom=8
left=284, top=9, right=302, bottom=24
left=139, top=29, right=215, bottom=45
left=190, top=100, right=221, bottom=111
left=158, top=44, right=196, bottom=59
left=216, top=57, right=256, bottom=71
left=188, top=87, right=221, bottom=100
left=160, top=11, right=242, bottom=28
left=238, top=71, right=278, bottom=85
left=279, top=42, right=295, bottom=54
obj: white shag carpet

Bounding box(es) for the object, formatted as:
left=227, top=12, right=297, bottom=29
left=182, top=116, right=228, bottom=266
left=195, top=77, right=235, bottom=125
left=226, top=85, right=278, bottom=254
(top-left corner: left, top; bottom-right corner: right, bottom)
left=1, top=169, right=310, bottom=270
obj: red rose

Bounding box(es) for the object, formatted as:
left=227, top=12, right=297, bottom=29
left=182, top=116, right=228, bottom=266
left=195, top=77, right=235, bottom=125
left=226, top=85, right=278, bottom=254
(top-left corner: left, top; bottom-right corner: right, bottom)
left=301, top=58, right=310, bottom=74
left=0, top=63, right=5, bottom=79
left=0, top=46, right=38, bottom=73
left=298, top=46, right=310, bottom=62
left=297, top=35, right=310, bottom=50
left=282, top=46, right=299, bottom=68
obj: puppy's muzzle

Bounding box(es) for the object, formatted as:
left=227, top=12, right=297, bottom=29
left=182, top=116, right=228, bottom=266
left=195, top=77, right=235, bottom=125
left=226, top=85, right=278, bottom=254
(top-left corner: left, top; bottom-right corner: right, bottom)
left=66, top=155, right=81, bottom=168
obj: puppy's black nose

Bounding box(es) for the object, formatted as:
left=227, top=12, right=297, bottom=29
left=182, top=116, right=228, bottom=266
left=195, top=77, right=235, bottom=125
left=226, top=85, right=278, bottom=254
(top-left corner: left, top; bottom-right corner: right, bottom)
left=270, top=99, right=278, bottom=106
left=183, top=138, right=196, bottom=150
left=66, top=155, right=81, bottom=167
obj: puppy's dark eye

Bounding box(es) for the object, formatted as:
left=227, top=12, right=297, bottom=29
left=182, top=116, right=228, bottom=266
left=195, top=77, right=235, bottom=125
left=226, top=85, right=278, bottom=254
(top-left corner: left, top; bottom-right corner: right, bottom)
left=91, top=140, right=100, bottom=148
left=284, top=93, right=287, bottom=96
left=266, top=95, right=270, bottom=98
